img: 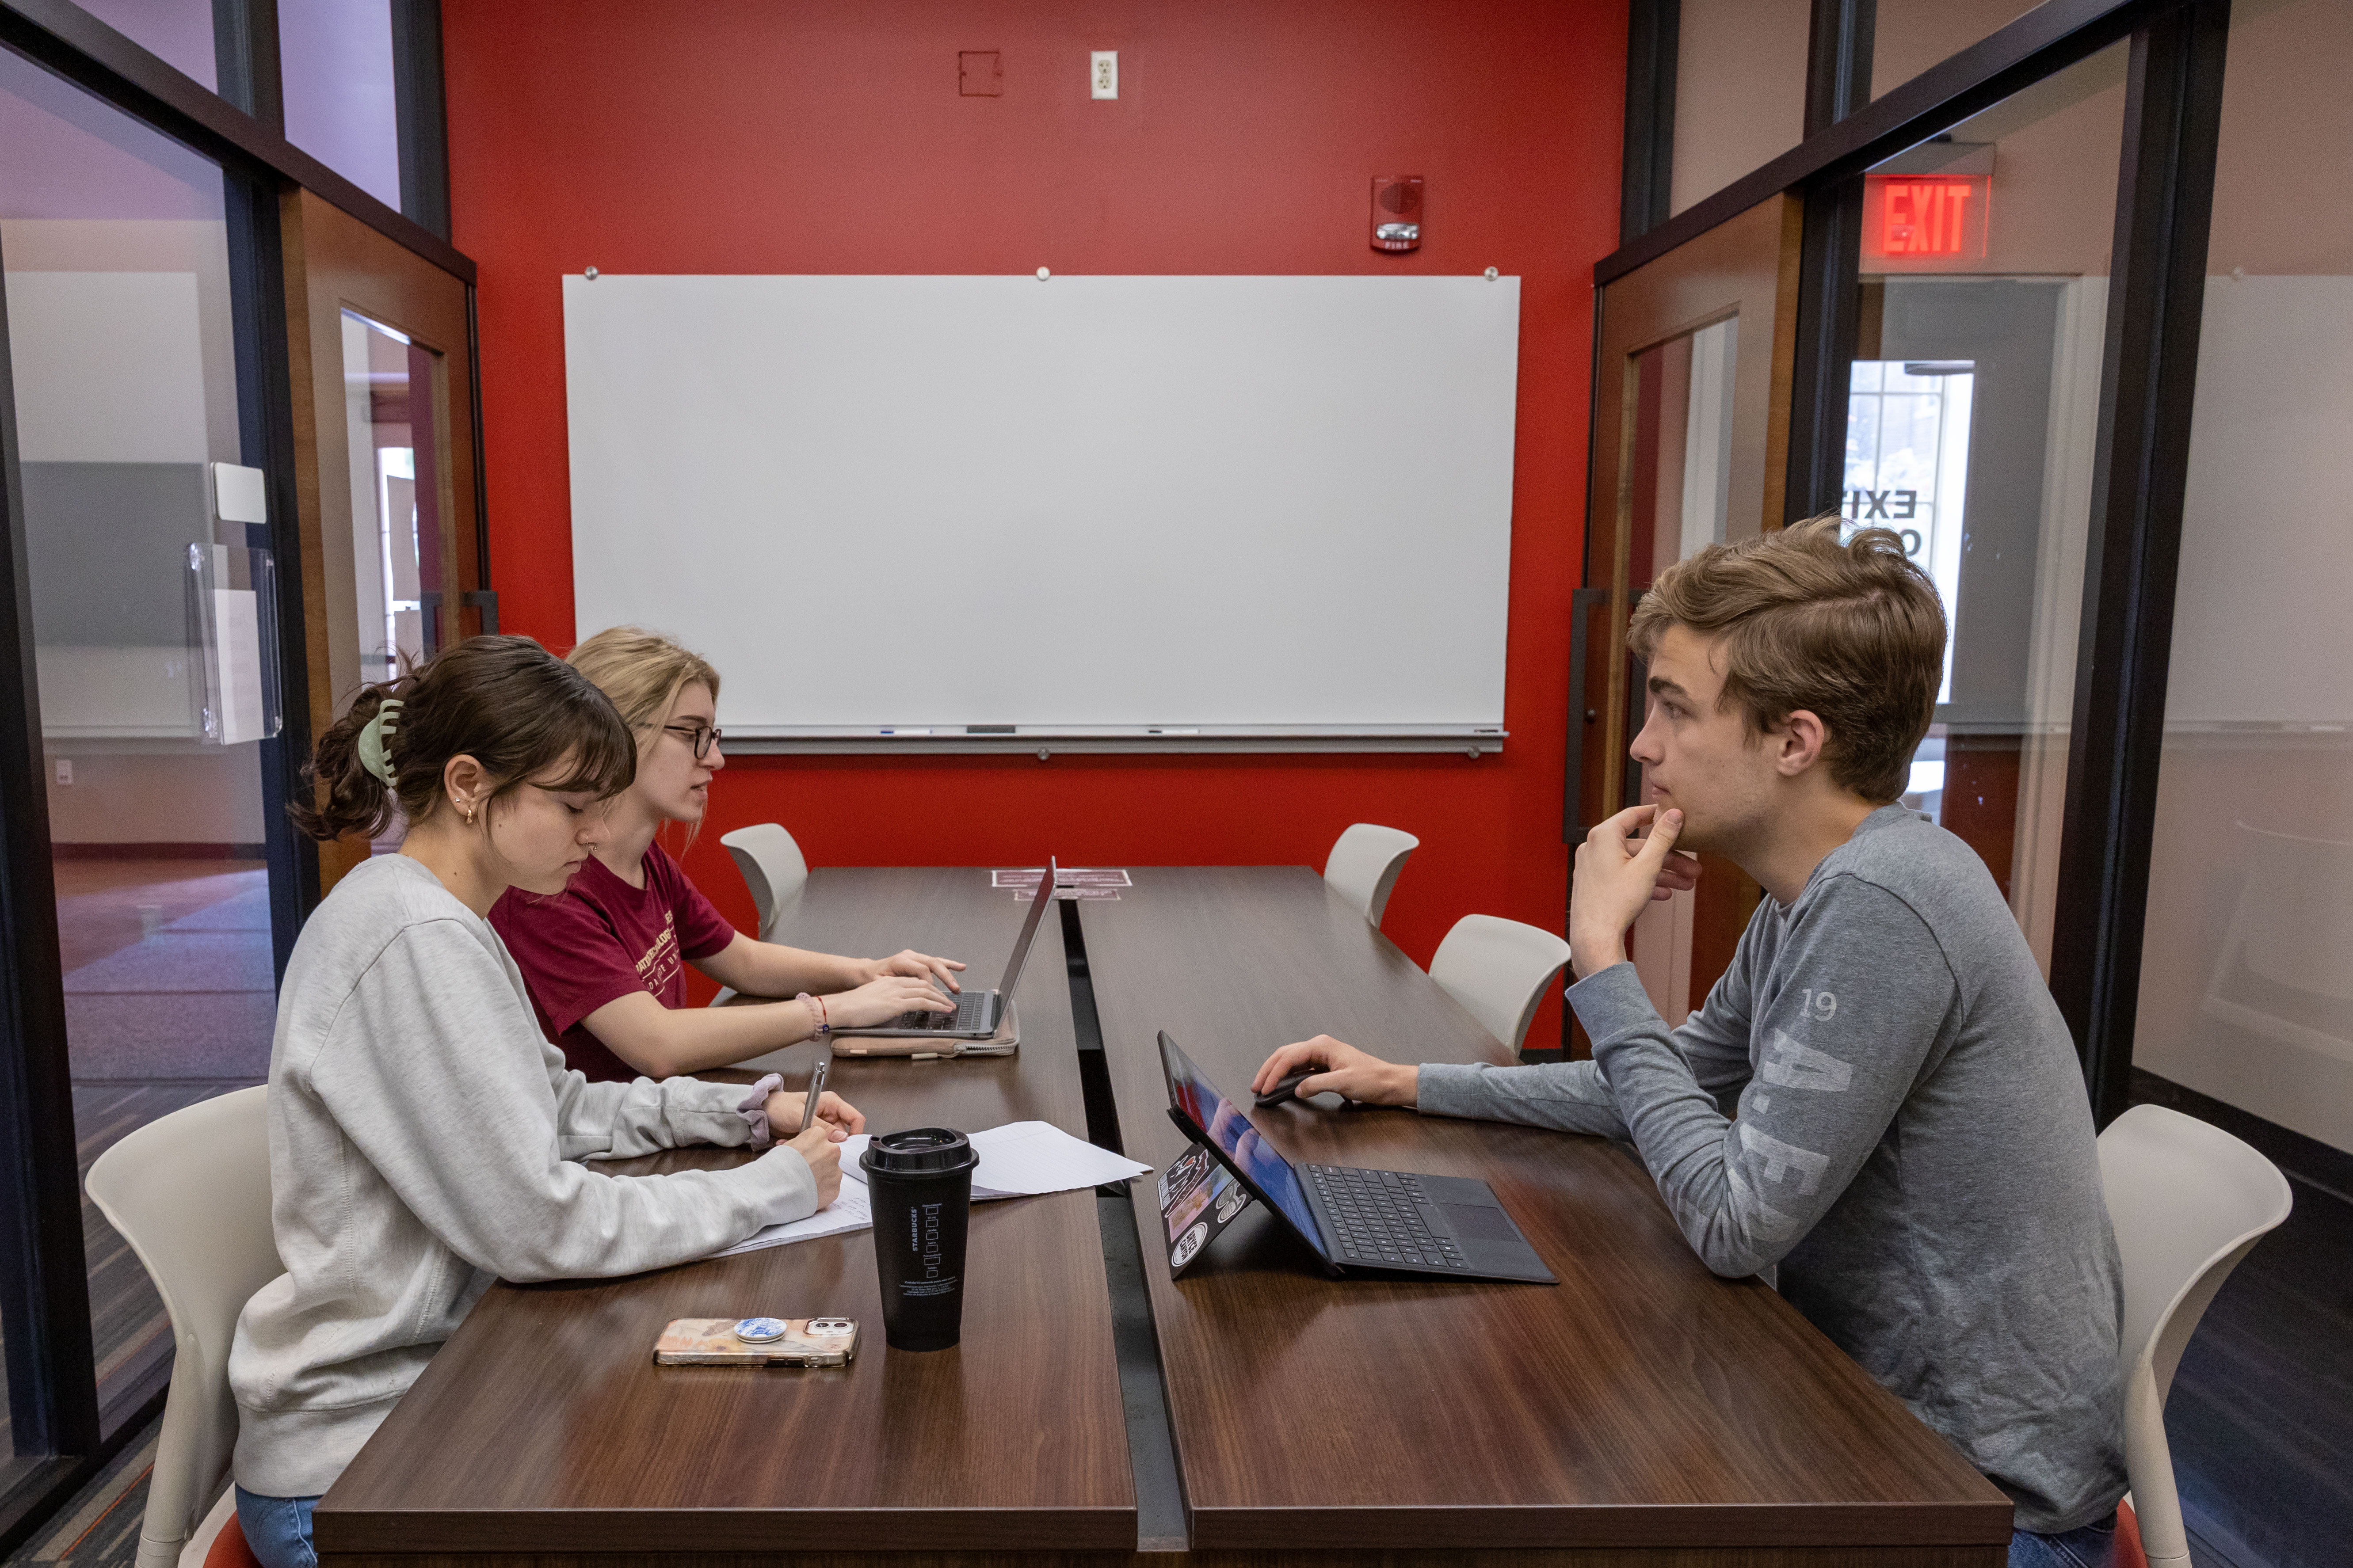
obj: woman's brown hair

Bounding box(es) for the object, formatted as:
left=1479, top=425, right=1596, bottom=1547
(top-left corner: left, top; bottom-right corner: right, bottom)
left=1627, top=517, right=1946, bottom=803
left=291, top=635, right=639, bottom=842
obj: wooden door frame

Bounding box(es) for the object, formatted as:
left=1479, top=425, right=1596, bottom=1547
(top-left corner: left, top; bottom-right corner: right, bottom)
left=1585, top=193, right=1804, bottom=822
left=280, top=188, right=481, bottom=891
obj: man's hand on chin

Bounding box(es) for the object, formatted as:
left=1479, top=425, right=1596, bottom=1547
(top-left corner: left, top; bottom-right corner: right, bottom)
left=1570, top=804, right=1696, bottom=978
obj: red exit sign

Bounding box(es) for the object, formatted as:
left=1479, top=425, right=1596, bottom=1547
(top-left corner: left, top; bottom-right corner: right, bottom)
left=1864, top=174, right=1991, bottom=260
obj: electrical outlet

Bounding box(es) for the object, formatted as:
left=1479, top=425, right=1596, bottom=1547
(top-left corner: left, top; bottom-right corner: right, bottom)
left=1090, top=50, right=1117, bottom=99
left=54, top=759, right=72, bottom=785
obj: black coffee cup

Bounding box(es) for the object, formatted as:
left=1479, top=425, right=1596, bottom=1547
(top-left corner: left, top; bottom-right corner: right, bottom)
left=860, top=1128, right=979, bottom=1351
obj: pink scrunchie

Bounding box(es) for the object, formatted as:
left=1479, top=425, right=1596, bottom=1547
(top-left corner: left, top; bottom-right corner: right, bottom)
left=735, top=1073, right=785, bottom=1148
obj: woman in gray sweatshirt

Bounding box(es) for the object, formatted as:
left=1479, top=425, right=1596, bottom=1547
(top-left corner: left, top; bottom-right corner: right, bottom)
left=227, top=637, right=858, bottom=1568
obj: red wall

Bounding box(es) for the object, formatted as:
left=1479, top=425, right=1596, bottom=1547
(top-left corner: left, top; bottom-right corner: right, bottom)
left=442, top=0, right=1625, bottom=1039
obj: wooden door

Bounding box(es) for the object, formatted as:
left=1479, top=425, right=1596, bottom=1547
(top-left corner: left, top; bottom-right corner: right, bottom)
left=1568, top=195, right=1804, bottom=1043
left=281, top=190, right=484, bottom=892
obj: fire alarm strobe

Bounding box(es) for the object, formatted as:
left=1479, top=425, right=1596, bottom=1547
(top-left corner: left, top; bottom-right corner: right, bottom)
left=1371, top=176, right=1423, bottom=252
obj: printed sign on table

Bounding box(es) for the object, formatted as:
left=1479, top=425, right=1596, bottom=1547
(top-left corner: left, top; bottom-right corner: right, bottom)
left=992, top=868, right=1131, bottom=901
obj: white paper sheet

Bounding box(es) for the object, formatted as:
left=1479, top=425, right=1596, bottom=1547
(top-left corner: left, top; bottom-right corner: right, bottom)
left=840, top=1121, right=1149, bottom=1199
left=709, top=1122, right=1149, bottom=1258
left=713, top=1175, right=872, bottom=1257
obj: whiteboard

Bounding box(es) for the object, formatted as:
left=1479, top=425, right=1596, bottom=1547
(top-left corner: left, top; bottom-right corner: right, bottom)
left=564, top=274, right=1520, bottom=747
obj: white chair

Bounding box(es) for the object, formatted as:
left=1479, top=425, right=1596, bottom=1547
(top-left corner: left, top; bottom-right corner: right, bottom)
left=1428, top=914, right=1571, bottom=1058
left=2096, top=1103, right=2292, bottom=1568
left=721, top=823, right=809, bottom=941
left=85, top=1087, right=279, bottom=1568
left=709, top=824, right=811, bottom=1009
left=1323, top=823, right=1419, bottom=929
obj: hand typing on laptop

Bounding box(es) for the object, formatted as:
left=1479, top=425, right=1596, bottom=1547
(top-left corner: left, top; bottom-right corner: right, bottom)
left=823, top=972, right=959, bottom=1026
left=1252, top=1035, right=1419, bottom=1108
left=859, top=948, right=965, bottom=993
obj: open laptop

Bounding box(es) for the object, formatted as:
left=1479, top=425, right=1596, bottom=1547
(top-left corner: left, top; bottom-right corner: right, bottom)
left=1158, top=1031, right=1554, bottom=1283
left=833, top=857, right=1059, bottom=1041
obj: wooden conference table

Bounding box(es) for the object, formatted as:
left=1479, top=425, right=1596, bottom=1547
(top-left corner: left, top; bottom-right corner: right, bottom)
left=317, top=866, right=2014, bottom=1568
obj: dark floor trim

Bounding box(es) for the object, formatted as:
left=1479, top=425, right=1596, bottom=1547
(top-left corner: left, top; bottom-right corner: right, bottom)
left=2129, top=1069, right=2353, bottom=1206
left=50, top=844, right=268, bottom=862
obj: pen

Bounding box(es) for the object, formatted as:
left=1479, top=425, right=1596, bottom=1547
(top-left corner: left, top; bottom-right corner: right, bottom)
left=798, top=1059, right=830, bottom=1138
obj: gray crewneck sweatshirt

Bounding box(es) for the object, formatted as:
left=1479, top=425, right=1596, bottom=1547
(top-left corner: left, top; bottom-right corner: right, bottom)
left=1417, top=807, right=2126, bottom=1533
left=229, top=854, right=819, bottom=1497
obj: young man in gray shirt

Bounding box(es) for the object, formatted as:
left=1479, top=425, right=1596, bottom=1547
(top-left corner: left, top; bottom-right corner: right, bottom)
left=1255, top=519, right=2127, bottom=1568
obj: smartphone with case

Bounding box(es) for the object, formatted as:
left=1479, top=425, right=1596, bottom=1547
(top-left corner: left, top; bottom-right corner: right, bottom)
left=653, top=1317, right=859, bottom=1367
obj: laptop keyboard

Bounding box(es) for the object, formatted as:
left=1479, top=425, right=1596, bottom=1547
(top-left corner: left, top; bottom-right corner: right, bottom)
left=894, top=989, right=992, bottom=1032
left=1308, top=1165, right=1468, bottom=1270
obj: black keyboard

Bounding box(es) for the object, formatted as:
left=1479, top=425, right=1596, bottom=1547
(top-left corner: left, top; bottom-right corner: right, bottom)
left=1307, top=1164, right=1469, bottom=1269
left=894, top=989, right=992, bottom=1032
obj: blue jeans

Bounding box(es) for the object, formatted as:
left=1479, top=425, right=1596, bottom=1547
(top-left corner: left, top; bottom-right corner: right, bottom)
left=234, top=1487, right=320, bottom=1568
left=2009, top=1511, right=2119, bottom=1568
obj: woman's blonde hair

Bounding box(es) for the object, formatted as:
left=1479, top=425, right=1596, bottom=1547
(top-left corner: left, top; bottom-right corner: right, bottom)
left=565, top=629, right=725, bottom=843
left=567, top=626, right=722, bottom=743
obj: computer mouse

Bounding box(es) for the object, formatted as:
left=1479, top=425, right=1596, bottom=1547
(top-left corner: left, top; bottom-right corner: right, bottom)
left=1254, top=1069, right=1321, bottom=1109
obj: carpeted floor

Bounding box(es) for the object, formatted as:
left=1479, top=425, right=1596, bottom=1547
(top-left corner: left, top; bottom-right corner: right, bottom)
left=61, top=871, right=275, bottom=1084
left=0, top=864, right=275, bottom=1464
left=4, top=1422, right=156, bottom=1568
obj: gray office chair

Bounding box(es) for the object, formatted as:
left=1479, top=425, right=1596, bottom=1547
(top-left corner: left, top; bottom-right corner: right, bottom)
left=1428, top=914, right=1571, bottom=1059
left=1323, top=823, right=1419, bottom=929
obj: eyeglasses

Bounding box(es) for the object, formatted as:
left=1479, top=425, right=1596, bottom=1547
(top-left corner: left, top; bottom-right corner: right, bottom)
left=662, top=723, right=723, bottom=760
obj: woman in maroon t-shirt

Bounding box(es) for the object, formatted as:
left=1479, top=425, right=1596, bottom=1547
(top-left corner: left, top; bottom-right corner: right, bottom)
left=490, top=628, right=962, bottom=1081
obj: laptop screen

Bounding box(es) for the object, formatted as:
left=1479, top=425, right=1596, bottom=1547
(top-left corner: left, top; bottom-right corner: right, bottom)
left=1159, top=1032, right=1323, bottom=1248
left=999, top=856, right=1058, bottom=993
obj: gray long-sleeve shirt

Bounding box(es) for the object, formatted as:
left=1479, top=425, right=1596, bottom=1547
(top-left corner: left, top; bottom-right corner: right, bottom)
left=1417, top=807, right=2126, bottom=1533
left=230, top=854, right=819, bottom=1497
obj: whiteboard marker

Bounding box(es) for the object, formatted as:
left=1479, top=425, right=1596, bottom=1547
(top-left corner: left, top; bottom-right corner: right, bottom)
left=1147, top=727, right=1199, bottom=735
left=878, top=727, right=931, bottom=735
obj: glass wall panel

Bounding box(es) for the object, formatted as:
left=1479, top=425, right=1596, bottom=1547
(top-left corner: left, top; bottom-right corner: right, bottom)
left=1870, top=0, right=2043, bottom=102
left=342, top=309, right=442, bottom=688
left=1623, top=318, right=1763, bottom=1030
left=68, top=0, right=219, bottom=91
left=1842, top=40, right=2128, bottom=975
left=2136, top=0, right=2353, bottom=1162
left=1, top=43, right=272, bottom=1434
left=279, top=0, right=400, bottom=210
left=1669, top=0, right=1809, bottom=217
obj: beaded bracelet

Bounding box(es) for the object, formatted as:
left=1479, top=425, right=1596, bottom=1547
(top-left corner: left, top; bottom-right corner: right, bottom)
left=796, top=991, right=831, bottom=1039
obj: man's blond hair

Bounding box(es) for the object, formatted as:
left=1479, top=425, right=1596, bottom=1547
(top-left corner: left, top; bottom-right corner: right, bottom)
left=566, top=626, right=722, bottom=754
left=1627, top=517, right=1945, bottom=803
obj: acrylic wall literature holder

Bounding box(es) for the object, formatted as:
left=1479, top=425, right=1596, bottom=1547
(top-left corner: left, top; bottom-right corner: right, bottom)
left=185, top=542, right=282, bottom=745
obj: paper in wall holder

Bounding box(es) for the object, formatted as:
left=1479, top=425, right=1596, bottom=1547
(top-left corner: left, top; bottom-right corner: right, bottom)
left=1158, top=1141, right=1255, bottom=1277
left=185, top=544, right=282, bottom=745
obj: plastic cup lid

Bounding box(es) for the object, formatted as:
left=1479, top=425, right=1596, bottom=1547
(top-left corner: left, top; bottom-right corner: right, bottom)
left=859, top=1127, right=977, bottom=1176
